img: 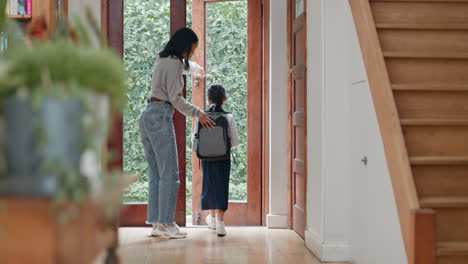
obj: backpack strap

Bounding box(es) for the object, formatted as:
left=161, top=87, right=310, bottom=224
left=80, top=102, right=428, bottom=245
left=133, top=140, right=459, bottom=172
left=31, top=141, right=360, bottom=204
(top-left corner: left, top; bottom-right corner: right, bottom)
left=207, top=105, right=230, bottom=114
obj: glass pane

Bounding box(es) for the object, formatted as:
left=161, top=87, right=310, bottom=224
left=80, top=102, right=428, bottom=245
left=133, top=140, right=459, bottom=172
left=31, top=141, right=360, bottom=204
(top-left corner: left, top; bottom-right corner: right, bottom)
left=296, top=0, right=304, bottom=18
left=123, top=0, right=170, bottom=203
left=206, top=1, right=248, bottom=201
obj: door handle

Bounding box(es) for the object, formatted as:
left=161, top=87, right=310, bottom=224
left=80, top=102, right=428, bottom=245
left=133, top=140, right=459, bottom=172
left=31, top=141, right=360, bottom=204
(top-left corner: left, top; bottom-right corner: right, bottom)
left=361, top=156, right=368, bottom=166
left=194, top=73, right=203, bottom=80
left=194, top=73, right=203, bottom=86
left=193, top=73, right=213, bottom=87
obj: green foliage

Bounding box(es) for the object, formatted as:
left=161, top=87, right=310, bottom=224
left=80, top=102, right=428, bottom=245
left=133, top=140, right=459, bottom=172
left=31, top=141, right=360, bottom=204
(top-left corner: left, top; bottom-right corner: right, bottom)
left=206, top=1, right=248, bottom=195
left=123, top=0, right=248, bottom=210
left=123, top=180, right=149, bottom=202
left=122, top=0, right=170, bottom=204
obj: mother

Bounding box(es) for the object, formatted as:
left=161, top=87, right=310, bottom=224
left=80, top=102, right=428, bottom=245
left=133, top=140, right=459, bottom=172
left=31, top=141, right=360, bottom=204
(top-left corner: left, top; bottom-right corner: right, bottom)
left=139, top=28, right=215, bottom=239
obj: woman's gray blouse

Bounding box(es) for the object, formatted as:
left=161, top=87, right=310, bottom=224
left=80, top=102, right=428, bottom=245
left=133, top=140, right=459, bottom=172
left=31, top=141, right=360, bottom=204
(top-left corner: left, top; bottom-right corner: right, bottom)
left=151, top=56, right=204, bottom=118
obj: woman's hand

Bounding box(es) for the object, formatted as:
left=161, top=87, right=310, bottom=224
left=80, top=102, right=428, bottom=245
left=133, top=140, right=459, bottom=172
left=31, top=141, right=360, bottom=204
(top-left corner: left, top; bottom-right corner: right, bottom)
left=199, top=114, right=216, bottom=128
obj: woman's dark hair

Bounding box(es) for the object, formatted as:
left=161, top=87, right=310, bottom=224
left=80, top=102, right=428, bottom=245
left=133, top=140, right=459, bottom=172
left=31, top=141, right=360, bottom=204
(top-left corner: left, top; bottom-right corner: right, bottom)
left=208, top=84, right=227, bottom=112
left=159, top=27, right=199, bottom=70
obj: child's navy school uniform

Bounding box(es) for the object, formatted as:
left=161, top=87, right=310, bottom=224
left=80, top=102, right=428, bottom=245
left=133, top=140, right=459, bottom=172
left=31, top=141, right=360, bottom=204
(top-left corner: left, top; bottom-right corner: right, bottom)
left=192, top=106, right=239, bottom=211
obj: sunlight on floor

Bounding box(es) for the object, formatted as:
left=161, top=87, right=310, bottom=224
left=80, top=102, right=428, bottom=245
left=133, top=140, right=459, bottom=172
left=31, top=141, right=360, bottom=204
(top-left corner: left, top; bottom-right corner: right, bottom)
left=112, top=227, right=345, bottom=264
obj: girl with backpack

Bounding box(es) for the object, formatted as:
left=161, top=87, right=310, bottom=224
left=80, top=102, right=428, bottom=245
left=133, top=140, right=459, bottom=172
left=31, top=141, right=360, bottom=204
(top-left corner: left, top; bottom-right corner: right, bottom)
left=140, top=28, right=215, bottom=239
left=192, top=84, right=240, bottom=237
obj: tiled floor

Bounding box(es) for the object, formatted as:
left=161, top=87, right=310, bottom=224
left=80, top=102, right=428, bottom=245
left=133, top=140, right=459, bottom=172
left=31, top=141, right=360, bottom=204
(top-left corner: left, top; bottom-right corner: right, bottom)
left=114, top=227, right=346, bottom=264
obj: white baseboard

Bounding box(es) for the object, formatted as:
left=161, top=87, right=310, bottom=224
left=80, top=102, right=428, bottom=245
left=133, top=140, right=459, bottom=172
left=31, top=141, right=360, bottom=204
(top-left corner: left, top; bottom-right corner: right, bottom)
left=305, top=230, right=323, bottom=259
left=305, top=230, right=350, bottom=262
left=266, top=214, right=288, bottom=228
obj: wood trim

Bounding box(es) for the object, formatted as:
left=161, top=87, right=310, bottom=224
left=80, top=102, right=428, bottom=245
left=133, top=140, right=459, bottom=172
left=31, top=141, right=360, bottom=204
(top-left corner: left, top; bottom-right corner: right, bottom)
left=349, top=0, right=420, bottom=259
left=262, top=0, right=270, bottom=227
left=287, top=0, right=293, bottom=229
left=303, top=0, right=308, bottom=235
left=101, top=0, right=109, bottom=42
left=119, top=203, right=147, bottom=227
left=105, top=0, right=124, bottom=174
left=287, top=0, right=307, bottom=237
left=247, top=0, right=263, bottom=226
left=105, top=0, right=123, bottom=57
left=170, top=0, right=187, bottom=227
left=410, top=209, right=437, bottom=264
left=191, top=0, right=206, bottom=225
left=171, top=0, right=187, bottom=33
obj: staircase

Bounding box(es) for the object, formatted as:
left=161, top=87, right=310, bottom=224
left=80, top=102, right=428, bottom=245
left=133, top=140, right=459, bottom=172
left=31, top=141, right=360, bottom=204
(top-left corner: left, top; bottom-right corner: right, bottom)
left=350, top=0, right=468, bottom=263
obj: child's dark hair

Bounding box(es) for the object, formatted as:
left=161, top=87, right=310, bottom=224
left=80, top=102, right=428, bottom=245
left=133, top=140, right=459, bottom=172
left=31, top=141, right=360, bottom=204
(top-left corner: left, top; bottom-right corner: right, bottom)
left=159, top=27, right=198, bottom=70
left=208, top=84, right=227, bottom=111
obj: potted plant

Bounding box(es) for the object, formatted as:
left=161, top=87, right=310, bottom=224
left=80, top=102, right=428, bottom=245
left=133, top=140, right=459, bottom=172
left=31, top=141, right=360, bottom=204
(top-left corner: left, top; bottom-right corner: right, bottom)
left=0, top=0, right=128, bottom=207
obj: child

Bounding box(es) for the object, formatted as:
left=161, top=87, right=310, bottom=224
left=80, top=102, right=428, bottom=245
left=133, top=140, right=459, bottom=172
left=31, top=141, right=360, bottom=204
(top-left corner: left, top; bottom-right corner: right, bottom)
left=192, top=84, right=239, bottom=236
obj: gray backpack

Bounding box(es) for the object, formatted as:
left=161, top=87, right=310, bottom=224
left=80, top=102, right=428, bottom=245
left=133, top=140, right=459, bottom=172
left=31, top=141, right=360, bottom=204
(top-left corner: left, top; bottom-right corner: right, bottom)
left=194, top=108, right=231, bottom=161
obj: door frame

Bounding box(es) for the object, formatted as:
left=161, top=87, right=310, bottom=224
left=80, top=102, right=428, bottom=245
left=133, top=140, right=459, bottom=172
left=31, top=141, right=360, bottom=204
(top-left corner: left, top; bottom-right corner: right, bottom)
left=287, top=0, right=308, bottom=232
left=103, top=0, right=269, bottom=227
left=190, top=0, right=263, bottom=226
left=262, top=0, right=270, bottom=227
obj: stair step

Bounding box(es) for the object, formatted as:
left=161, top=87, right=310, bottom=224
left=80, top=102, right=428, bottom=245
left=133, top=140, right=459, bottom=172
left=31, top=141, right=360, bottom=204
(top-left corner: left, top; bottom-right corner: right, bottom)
left=384, top=51, right=468, bottom=59
left=414, top=165, right=468, bottom=197
left=410, top=156, right=468, bottom=165
left=421, top=196, right=468, bottom=208
left=438, top=241, right=468, bottom=256
left=393, top=84, right=468, bottom=91
left=401, top=119, right=468, bottom=126
left=377, top=24, right=468, bottom=30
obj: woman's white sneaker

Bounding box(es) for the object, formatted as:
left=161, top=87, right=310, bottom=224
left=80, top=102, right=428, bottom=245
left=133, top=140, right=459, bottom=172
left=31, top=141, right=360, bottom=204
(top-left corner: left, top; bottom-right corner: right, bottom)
left=216, top=221, right=227, bottom=237
left=158, top=223, right=187, bottom=239
left=206, top=214, right=216, bottom=230
left=150, top=223, right=163, bottom=237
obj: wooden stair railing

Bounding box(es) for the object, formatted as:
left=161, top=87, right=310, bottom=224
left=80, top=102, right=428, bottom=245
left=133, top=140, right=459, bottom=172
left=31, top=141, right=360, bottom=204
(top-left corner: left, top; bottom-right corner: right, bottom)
left=351, top=0, right=468, bottom=263
left=349, top=0, right=436, bottom=263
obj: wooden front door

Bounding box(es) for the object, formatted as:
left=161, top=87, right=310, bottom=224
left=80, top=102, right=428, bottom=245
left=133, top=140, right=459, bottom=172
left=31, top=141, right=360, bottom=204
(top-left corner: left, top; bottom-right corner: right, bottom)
left=191, top=0, right=262, bottom=226
left=288, top=0, right=307, bottom=238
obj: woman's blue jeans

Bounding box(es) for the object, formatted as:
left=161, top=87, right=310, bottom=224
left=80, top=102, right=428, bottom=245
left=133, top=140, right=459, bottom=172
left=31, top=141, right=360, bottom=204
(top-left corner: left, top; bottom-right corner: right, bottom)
left=139, top=103, right=179, bottom=225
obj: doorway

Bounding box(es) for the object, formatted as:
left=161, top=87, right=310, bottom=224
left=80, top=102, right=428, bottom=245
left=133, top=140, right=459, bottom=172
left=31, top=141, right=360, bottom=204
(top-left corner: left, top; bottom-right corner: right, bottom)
left=189, top=0, right=262, bottom=226
left=288, top=0, right=307, bottom=238
left=104, top=0, right=264, bottom=227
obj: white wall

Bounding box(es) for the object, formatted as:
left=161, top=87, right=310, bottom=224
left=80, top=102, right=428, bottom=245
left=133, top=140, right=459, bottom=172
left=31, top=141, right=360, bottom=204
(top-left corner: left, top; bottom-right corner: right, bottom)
left=305, top=0, right=325, bottom=251
left=344, top=3, right=407, bottom=264
left=305, top=0, right=351, bottom=261
left=304, top=0, right=407, bottom=263
left=267, top=0, right=289, bottom=228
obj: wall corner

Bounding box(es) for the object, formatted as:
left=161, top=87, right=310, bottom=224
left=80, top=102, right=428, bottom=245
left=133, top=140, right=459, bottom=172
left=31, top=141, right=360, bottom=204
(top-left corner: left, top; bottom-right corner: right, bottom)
left=305, top=229, right=351, bottom=262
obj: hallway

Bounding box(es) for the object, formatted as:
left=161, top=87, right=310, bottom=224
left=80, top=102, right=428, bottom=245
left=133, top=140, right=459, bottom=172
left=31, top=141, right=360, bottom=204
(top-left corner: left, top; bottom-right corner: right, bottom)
left=114, top=227, right=345, bottom=264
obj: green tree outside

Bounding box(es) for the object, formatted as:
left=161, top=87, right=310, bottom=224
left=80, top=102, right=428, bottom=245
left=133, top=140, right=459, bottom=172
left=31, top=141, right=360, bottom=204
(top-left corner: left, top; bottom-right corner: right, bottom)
left=123, top=0, right=248, bottom=215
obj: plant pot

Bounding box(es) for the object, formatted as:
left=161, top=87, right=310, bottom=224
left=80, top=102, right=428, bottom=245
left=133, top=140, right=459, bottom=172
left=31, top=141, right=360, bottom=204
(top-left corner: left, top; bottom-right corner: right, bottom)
left=1, top=94, right=84, bottom=196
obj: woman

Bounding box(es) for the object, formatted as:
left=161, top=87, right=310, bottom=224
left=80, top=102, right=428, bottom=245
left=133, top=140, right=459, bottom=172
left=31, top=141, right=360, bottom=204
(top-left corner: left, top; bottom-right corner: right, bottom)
left=139, top=28, right=215, bottom=239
